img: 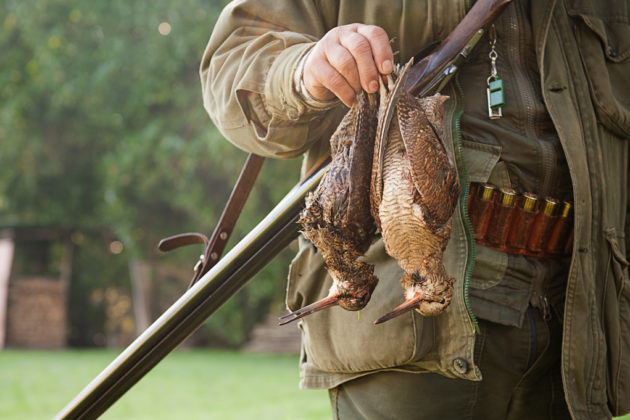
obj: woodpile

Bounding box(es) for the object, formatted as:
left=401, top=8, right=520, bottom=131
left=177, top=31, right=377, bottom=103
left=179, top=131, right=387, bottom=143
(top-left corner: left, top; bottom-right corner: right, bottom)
left=6, top=277, right=67, bottom=349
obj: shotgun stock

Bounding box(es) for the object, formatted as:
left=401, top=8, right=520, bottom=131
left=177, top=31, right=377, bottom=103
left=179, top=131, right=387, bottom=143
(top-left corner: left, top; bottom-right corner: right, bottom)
left=55, top=0, right=512, bottom=417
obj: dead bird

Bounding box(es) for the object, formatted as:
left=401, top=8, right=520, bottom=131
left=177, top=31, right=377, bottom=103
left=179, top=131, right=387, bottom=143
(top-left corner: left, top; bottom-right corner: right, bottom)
left=371, top=60, right=459, bottom=324
left=279, top=91, right=379, bottom=325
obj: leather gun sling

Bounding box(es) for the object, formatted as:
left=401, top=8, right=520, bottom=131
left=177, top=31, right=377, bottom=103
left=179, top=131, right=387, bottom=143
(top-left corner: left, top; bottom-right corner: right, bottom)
left=159, top=153, right=265, bottom=287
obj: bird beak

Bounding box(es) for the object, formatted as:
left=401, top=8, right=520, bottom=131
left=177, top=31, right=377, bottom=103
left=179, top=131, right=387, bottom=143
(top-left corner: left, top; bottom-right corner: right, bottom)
left=373, top=296, right=422, bottom=325
left=278, top=295, right=340, bottom=326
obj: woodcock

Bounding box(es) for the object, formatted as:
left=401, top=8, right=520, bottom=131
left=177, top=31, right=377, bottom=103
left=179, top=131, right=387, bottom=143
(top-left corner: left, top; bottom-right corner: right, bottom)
left=279, top=91, right=380, bottom=325
left=280, top=59, right=459, bottom=326
left=371, top=61, right=459, bottom=324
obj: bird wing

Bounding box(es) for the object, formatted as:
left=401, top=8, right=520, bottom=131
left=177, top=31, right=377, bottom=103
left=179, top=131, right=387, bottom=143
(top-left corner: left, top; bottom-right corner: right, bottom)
left=397, top=93, right=460, bottom=230
left=370, top=59, right=414, bottom=229
left=346, top=91, right=378, bottom=246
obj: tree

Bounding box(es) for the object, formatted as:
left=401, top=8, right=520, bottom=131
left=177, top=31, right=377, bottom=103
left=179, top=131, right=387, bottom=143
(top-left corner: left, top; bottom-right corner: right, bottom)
left=0, top=0, right=302, bottom=347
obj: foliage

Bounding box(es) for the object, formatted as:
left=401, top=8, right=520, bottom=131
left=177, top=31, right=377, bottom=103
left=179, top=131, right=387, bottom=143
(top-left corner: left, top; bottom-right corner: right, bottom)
left=0, top=0, right=302, bottom=346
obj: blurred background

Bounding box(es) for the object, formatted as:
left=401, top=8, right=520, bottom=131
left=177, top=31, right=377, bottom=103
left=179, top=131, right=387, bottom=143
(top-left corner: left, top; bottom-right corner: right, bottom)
left=0, top=0, right=329, bottom=418
left=0, top=0, right=304, bottom=350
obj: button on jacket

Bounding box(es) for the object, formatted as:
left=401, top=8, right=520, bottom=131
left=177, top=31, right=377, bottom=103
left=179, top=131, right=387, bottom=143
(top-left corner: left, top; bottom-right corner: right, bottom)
left=200, top=1, right=630, bottom=418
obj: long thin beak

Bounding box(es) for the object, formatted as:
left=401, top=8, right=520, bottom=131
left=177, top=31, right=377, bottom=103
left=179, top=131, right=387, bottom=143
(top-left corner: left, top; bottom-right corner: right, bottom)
left=373, top=296, right=422, bottom=325
left=279, top=295, right=340, bottom=326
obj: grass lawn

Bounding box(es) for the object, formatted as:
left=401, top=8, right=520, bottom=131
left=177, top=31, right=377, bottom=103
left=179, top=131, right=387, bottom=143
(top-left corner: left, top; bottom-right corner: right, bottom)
left=0, top=349, right=330, bottom=420
left=1, top=349, right=629, bottom=419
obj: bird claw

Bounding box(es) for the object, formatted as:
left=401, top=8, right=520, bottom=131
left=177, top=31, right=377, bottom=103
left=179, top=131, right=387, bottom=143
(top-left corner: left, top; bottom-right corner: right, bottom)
left=278, top=295, right=340, bottom=326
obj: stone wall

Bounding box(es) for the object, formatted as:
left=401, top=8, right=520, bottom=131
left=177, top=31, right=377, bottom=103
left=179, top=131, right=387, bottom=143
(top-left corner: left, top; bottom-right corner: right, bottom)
left=5, top=276, right=66, bottom=349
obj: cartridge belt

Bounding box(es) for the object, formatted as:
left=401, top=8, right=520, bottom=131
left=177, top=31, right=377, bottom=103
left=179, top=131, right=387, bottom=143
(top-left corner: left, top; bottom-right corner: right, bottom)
left=467, top=183, right=573, bottom=258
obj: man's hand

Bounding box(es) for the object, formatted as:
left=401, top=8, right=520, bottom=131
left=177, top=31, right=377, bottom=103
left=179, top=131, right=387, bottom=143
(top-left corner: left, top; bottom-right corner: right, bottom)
left=303, top=24, right=394, bottom=108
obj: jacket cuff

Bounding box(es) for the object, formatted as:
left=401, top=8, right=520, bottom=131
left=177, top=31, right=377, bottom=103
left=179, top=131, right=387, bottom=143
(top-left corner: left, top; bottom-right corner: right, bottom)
left=264, top=42, right=339, bottom=121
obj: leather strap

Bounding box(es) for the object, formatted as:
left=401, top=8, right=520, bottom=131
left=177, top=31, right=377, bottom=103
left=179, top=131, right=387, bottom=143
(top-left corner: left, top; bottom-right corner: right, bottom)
left=158, top=152, right=332, bottom=289
left=157, top=232, right=208, bottom=252
left=158, top=153, right=265, bottom=287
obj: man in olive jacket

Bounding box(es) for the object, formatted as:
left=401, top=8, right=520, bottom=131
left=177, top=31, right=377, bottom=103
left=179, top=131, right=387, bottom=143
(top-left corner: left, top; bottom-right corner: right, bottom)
left=201, top=0, right=630, bottom=418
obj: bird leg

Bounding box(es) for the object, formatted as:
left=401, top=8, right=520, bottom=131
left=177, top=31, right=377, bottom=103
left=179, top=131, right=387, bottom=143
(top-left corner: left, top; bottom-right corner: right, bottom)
left=280, top=260, right=378, bottom=325
left=279, top=295, right=340, bottom=325
left=373, top=292, right=424, bottom=325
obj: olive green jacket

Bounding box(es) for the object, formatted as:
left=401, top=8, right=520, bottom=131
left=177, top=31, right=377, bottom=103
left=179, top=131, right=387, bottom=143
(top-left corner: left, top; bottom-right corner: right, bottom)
left=200, top=0, right=630, bottom=418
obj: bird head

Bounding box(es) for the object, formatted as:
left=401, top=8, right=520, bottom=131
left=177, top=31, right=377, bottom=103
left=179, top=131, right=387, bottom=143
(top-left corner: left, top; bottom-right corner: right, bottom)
left=279, top=267, right=378, bottom=325
left=331, top=270, right=379, bottom=311
left=374, top=266, right=454, bottom=324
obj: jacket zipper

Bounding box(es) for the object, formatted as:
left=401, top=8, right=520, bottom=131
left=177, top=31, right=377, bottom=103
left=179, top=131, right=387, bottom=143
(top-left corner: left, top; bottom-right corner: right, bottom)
left=506, top=2, right=556, bottom=199
left=453, top=75, right=480, bottom=334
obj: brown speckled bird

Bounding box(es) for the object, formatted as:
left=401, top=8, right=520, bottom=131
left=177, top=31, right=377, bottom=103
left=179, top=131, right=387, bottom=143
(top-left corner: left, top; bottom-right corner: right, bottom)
left=371, top=61, right=460, bottom=324
left=279, top=91, right=380, bottom=325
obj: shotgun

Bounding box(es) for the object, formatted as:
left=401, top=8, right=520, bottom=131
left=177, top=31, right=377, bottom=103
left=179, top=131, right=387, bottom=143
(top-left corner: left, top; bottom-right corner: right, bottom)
left=55, top=1, right=512, bottom=417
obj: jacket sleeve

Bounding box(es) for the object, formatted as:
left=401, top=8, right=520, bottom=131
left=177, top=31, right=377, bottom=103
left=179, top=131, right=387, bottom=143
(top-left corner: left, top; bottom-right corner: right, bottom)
left=200, top=0, right=346, bottom=159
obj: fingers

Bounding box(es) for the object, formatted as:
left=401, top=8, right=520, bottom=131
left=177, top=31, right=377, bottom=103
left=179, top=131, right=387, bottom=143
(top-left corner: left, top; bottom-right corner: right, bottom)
left=338, top=28, right=379, bottom=93
left=302, top=23, right=394, bottom=107
left=355, top=25, right=394, bottom=75
left=303, top=55, right=357, bottom=107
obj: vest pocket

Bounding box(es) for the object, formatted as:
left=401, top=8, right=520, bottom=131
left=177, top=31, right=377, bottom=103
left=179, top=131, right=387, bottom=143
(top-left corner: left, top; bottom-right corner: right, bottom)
left=569, top=9, right=630, bottom=138
left=286, top=236, right=434, bottom=373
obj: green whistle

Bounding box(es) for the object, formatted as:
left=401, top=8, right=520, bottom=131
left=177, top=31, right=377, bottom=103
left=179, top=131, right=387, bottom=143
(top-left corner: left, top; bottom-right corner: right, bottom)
left=488, top=78, right=505, bottom=108
left=487, top=77, right=504, bottom=119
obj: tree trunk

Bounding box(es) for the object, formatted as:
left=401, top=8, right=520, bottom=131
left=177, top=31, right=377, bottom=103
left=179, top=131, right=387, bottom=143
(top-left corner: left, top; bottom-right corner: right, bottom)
left=129, top=259, right=152, bottom=335
left=0, top=230, right=15, bottom=349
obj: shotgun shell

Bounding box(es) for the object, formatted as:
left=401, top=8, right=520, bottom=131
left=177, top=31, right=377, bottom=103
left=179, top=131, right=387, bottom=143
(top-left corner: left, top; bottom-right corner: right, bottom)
left=521, top=192, right=538, bottom=212
left=559, top=201, right=573, bottom=218
left=499, top=187, right=517, bottom=207
left=484, top=187, right=517, bottom=247
left=507, top=192, right=538, bottom=251
left=542, top=197, right=559, bottom=216
left=469, top=183, right=496, bottom=241
left=479, top=183, right=495, bottom=201
left=546, top=201, right=574, bottom=255
left=528, top=197, right=560, bottom=253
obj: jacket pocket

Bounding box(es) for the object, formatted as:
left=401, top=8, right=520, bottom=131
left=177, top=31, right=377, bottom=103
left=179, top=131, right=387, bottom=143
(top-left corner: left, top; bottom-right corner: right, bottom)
left=603, top=227, right=630, bottom=415
left=605, top=228, right=629, bottom=298
left=462, top=140, right=502, bottom=184
left=462, top=140, right=508, bottom=290
left=286, top=236, right=434, bottom=373
left=569, top=7, right=630, bottom=138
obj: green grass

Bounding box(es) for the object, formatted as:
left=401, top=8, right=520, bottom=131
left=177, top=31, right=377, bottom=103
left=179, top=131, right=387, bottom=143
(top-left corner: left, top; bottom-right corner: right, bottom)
left=1, top=349, right=629, bottom=419
left=0, top=349, right=330, bottom=420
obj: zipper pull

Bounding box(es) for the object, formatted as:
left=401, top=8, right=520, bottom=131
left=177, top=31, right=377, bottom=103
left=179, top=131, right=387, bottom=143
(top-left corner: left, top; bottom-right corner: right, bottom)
left=539, top=295, right=551, bottom=321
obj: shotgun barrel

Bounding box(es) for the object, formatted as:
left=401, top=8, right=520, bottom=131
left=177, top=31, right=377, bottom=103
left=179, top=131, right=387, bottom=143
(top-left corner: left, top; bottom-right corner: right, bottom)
left=54, top=165, right=327, bottom=419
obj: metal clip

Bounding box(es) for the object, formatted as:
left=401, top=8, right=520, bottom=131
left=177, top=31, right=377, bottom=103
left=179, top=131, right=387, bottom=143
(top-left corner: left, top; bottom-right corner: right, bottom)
left=418, top=29, right=485, bottom=97
left=193, top=254, right=205, bottom=273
